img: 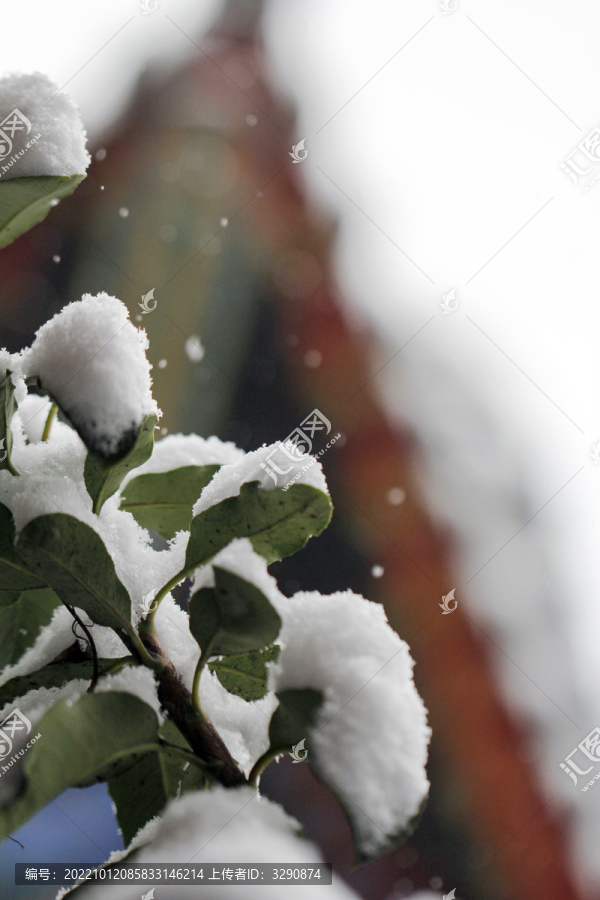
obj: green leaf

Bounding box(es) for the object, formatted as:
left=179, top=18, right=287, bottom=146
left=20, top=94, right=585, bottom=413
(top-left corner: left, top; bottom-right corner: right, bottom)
left=0, top=370, right=18, bottom=475
left=0, top=657, right=131, bottom=709
left=64, top=724, right=208, bottom=894
left=0, top=587, right=62, bottom=671
left=0, top=174, right=86, bottom=250
left=185, top=481, right=332, bottom=570
left=120, top=464, right=220, bottom=539
left=84, top=414, right=158, bottom=514
left=0, top=503, right=46, bottom=591
left=208, top=645, right=280, bottom=702
left=0, top=692, right=161, bottom=840
left=189, top=567, right=282, bottom=659
left=268, top=689, right=323, bottom=755
left=16, top=514, right=131, bottom=632
left=107, top=719, right=207, bottom=845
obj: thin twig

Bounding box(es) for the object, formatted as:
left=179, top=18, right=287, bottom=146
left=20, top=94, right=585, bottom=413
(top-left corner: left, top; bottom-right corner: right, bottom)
left=7, top=835, right=25, bottom=849
left=65, top=604, right=99, bottom=692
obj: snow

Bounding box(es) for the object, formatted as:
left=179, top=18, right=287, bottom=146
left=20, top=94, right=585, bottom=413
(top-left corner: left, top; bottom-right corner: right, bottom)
left=120, top=433, right=244, bottom=488
left=55, top=787, right=359, bottom=900
left=0, top=349, right=27, bottom=405
left=185, top=335, right=205, bottom=362
left=0, top=398, right=188, bottom=634
left=56, top=814, right=162, bottom=895
left=192, top=540, right=430, bottom=857
left=192, top=443, right=328, bottom=518
left=0, top=414, right=91, bottom=531
left=0, top=606, right=86, bottom=689
left=15, top=393, right=58, bottom=443
left=0, top=72, right=89, bottom=179
left=272, top=589, right=431, bottom=859
left=24, top=294, right=159, bottom=458
left=0, top=676, right=90, bottom=728
left=192, top=538, right=285, bottom=609
left=0, top=665, right=160, bottom=733
left=94, top=667, right=162, bottom=721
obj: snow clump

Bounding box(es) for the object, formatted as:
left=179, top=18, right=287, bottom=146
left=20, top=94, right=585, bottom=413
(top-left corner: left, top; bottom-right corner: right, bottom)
left=272, top=590, right=430, bottom=859
left=24, top=294, right=159, bottom=458
left=0, top=72, right=90, bottom=179
left=55, top=787, right=359, bottom=900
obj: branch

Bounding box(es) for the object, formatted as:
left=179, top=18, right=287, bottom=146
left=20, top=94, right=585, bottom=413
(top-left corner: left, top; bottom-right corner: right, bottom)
left=138, top=631, right=246, bottom=788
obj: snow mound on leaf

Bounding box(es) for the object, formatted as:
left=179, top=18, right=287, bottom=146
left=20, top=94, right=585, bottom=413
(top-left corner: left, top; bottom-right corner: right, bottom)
left=272, top=589, right=431, bottom=860
left=121, top=433, right=245, bottom=486
left=0, top=412, right=187, bottom=635
left=0, top=676, right=89, bottom=727
left=192, top=442, right=328, bottom=518
left=0, top=72, right=90, bottom=179
left=0, top=349, right=26, bottom=404
left=0, top=605, right=85, bottom=689
left=192, top=542, right=430, bottom=857
left=55, top=788, right=358, bottom=900
left=192, top=537, right=282, bottom=603
left=0, top=414, right=90, bottom=531
left=95, top=666, right=162, bottom=722
left=0, top=665, right=160, bottom=730
left=24, top=294, right=159, bottom=458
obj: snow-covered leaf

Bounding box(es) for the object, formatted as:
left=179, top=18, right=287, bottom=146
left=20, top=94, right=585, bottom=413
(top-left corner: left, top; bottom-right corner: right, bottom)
left=24, top=294, right=159, bottom=459
left=0, top=175, right=85, bottom=249
left=108, top=719, right=207, bottom=845
left=0, top=587, right=61, bottom=672
left=268, top=689, right=323, bottom=755
left=59, top=787, right=359, bottom=900
left=0, top=692, right=161, bottom=840
left=272, top=590, right=431, bottom=863
left=189, top=567, right=282, bottom=658
left=0, top=370, right=18, bottom=475
left=208, top=645, right=280, bottom=702
left=185, top=481, right=332, bottom=570
left=16, top=514, right=131, bottom=632
left=0, top=502, right=46, bottom=591
left=0, top=657, right=131, bottom=710
left=120, top=463, right=220, bottom=539
left=84, top=414, right=158, bottom=514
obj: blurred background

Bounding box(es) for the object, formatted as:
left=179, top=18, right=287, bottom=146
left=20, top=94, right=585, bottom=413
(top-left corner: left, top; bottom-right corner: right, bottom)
left=1, top=1, right=600, bottom=898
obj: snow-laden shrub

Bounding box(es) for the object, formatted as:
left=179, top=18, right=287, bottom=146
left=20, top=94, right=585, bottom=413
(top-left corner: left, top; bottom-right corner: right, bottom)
left=0, top=295, right=430, bottom=890
left=0, top=80, right=431, bottom=898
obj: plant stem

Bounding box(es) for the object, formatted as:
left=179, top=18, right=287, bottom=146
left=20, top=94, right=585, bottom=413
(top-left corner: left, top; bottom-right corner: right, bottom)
left=103, top=656, right=137, bottom=675
left=248, top=749, right=282, bottom=788
left=157, top=739, right=215, bottom=781
left=138, top=630, right=246, bottom=787
left=144, top=566, right=190, bottom=632
left=119, top=626, right=165, bottom=674
left=41, top=402, right=58, bottom=441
